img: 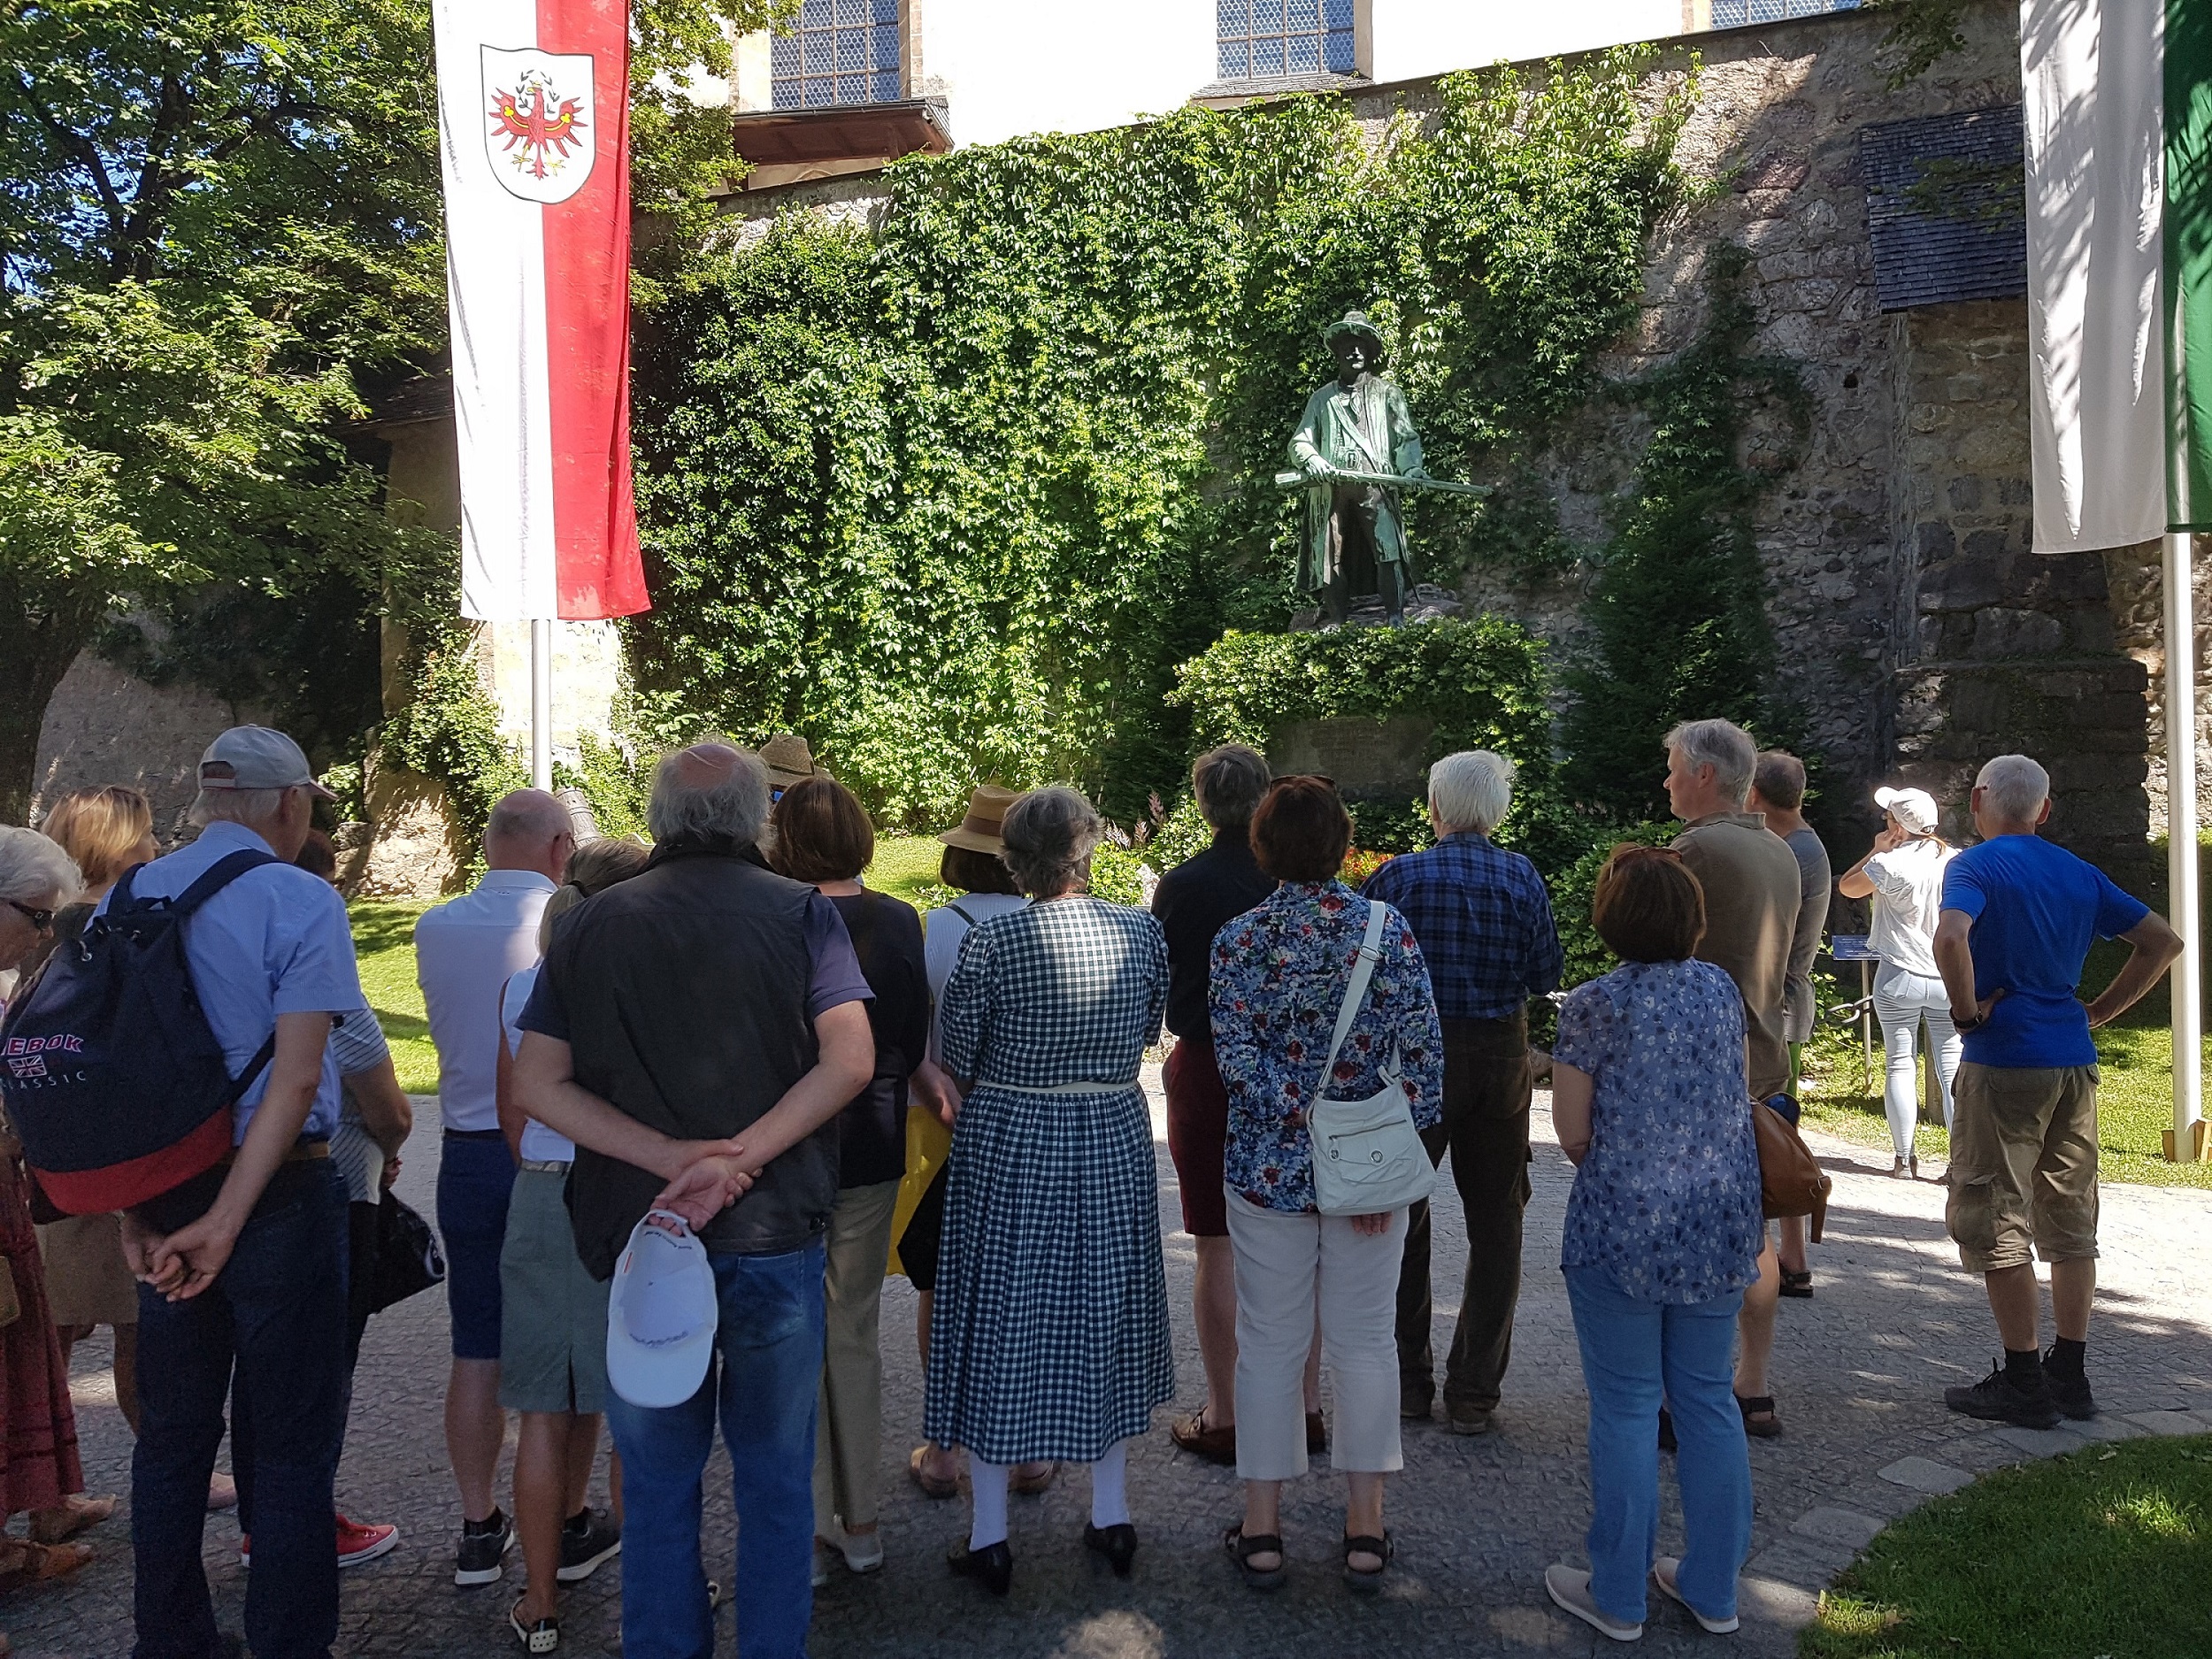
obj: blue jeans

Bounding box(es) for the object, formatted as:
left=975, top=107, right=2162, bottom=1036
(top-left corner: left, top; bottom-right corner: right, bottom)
left=605, top=1241, right=826, bottom=1659
left=133, top=1163, right=349, bottom=1659
left=1563, top=1265, right=1752, bottom=1626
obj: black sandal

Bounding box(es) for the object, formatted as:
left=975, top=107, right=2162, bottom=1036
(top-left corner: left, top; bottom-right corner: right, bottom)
left=1737, top=1394, right=1782, bottom=1439
left=1224, top=1524, right=1286, bottom=1591
left=1778, top=1269, right=1813, bottom=1298
left=1342, top=1531, right=1394, bottom=1593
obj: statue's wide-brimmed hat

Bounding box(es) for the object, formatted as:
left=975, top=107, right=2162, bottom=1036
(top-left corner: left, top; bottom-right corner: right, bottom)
left=1321, top=309, right=1387, bottom=363
left=937, top=784, right=1025, bottom=854
left=759, top=732, right=828, bottom=788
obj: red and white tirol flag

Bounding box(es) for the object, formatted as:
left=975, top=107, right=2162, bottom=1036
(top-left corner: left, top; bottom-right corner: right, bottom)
left=431, top=0, right=648, bottom=621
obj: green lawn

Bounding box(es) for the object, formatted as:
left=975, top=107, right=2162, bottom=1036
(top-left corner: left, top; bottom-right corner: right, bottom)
left=1802, top=1434, right=2212, bottom=1658
left=352, top=836, right=953, bottom=1094
left=1800, top=941, right=2212, bottom=1190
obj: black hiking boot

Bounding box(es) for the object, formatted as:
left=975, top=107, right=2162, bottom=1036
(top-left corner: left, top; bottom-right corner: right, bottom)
left=1945, top=1360, right=2062, bottom=1430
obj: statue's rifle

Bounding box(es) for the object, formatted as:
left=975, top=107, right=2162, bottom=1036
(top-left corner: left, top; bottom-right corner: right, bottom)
left=1271, top=467, right=1491, bottom=497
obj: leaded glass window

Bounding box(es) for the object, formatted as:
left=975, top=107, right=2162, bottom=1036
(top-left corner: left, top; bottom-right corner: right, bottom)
left=1217, top=0, right=1356, bottom=81
left=771, top=0, right=901, bottom=110
left=1710, top=0, right=1859, bottom=25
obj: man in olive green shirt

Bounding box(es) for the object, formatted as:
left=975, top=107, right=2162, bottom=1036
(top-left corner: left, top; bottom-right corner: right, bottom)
left=1664, top=718, right=1801, bottom=1437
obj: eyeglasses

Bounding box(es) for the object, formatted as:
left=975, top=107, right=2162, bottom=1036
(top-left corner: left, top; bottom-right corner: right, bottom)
left=6, top=900, right=55, bottom=932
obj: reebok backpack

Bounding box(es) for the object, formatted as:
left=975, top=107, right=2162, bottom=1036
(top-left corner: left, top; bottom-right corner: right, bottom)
left=0, top=849, right=279, bottom=1215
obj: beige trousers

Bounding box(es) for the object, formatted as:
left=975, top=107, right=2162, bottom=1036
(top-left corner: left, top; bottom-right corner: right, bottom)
left=812, top=1179, right=902, bottom=1537
left=1225, top=1187, right=1409, bottom=1481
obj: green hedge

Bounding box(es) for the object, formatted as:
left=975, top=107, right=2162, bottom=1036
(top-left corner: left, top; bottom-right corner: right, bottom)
left=1164, top=616, right=1581, bottom=871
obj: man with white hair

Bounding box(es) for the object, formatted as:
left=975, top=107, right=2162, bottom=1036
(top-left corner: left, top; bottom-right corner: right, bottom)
left=1934, top=754, right=2181, bottom=1429
left=1663, top=717, right=1802, bottom=1438
left=513, top=742, right=875, bottom=1659
left=414, top=787, right=574, bottom=1585
left=109, top=726, right=363, bottom=1659
left=1363, top=749, right=1562, bottom=1434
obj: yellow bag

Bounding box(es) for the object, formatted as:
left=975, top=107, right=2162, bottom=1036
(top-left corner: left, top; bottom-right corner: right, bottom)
left=884, top=1104, right=953, bottom=1279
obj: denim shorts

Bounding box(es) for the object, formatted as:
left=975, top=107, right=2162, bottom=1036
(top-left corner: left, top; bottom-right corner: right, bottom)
left=436, top=1131, right=518, bottom=1361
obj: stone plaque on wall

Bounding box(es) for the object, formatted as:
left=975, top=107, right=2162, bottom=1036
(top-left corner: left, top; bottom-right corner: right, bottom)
left=1266, top=716, right=1435, bottom=797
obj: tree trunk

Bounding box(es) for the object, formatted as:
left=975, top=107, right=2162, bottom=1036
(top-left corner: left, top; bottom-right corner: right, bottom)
left=0, top=572, right=109, bottom=825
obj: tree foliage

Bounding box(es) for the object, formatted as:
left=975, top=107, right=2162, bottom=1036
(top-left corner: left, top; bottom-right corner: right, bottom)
left=633, top=54, right=1694, bottom=829
left=0, top=0, right=791, bottom=821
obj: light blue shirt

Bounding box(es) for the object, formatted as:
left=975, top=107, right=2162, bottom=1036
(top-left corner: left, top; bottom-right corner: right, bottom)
left=96, top=820, right=365, bottom=1144
left=414, top=870, right=555, bottom=1133
left=502, top=964, right=573, bottom=1164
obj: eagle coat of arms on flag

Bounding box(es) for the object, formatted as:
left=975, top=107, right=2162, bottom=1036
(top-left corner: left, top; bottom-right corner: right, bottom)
left=480, top=46, right=597, bottom=204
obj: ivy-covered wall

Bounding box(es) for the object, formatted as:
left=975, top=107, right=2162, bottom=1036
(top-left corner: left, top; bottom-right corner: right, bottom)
left=631, top=53, right=1695, bottom=831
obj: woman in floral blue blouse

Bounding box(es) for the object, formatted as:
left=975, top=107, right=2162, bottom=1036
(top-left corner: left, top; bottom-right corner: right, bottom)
left=1208, top=777, right=1442, bottom=1594
left=1544, top=845, right=1763, bottom=1642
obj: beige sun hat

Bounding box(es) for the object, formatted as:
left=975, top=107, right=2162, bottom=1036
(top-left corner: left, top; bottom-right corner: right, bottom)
left=937, top=785, right=1025, bottom=855
left=758, top=733, right=828, bottom=789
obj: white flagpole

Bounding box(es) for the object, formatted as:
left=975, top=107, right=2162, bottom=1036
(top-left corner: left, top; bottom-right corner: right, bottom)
left=2166, top=531, right=2203, bottom=1161
left=530, top=618, right=552, bottom=791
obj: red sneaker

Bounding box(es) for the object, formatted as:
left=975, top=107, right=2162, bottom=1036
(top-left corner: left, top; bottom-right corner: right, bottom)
left=336, top=1513, right=400, bottom=1569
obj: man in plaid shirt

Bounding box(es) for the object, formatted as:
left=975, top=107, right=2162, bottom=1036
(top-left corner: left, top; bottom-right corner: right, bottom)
left=1363, top=751, right=1562, bottom=1434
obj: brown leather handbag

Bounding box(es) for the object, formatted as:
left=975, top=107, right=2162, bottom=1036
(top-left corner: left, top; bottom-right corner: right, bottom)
left=1754, top=1098, right=1832, bottom=1243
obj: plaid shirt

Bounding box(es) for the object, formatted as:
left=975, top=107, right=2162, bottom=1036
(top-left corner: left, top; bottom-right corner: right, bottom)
left=1361, top=832, right=1562, bottom=1020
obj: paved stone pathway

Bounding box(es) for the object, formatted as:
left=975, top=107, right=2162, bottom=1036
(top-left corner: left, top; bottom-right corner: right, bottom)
left=13, top=1069, right=2212, bottom=1656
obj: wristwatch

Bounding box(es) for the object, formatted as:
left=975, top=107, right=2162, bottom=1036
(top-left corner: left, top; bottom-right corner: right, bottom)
left=1952, top=1009, right=1985, bottom=1033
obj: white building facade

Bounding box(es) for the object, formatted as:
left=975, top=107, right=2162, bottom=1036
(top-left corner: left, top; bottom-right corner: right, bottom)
left=728, top=0, right=1862, bottom=159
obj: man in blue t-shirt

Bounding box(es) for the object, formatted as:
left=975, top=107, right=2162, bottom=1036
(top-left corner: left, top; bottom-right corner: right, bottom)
left=1934, top=754, right=2182, bottom=1430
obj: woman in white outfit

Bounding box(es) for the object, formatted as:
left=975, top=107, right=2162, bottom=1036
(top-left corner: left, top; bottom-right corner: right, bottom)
left=1836, top=786, right=1959, bottom=1177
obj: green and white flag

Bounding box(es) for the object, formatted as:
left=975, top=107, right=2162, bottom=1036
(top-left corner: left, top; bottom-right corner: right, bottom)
left=2024, top=0, right=2212, bottom=551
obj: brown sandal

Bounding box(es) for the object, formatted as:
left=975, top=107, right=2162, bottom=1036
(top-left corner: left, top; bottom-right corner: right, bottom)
left=0, top=1540, right=93, bottom=1589
left=908, top=1444, right=961, bottom=1500
left=1009, top=1460, right=1059, bottom=1495
left=29, top=1494, right=117, bottom=1545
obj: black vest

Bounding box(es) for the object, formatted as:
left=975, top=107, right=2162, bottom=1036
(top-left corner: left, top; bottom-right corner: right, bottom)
left=548, top=845, right=830, bottom=1277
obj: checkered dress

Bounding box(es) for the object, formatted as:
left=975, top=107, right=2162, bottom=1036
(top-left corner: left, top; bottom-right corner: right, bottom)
left=922, top=897, right=1175, bottom=1464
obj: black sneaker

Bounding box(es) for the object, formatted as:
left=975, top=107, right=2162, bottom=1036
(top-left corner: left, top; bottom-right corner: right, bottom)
left=2044, top=1349, right=2097, bottom=1420
left=556, top=1508, right=622, bottom=1583
left=456, top=1509, right=515, bottom=1586
left=1945, top=1361, right=2062, bottom=1429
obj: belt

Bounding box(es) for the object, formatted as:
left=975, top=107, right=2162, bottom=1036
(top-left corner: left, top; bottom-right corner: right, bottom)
left=979, top=1079, right=1137, bottom=1096
left=219, top=1141, right=327, bottom=1167
left=518, top=1158, right=572, bottom=1174
left=443, top=1127, right=506, bottom=1142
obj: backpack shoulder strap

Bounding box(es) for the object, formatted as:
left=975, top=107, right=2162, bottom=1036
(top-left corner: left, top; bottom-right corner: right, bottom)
left=170, top=849, right=281, bottom=919
left=1316, top=900, right=1390, bottom=1099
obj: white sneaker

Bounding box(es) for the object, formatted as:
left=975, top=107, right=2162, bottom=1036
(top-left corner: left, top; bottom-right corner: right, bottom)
left=810, top=1542, right=833, bottom=1588
left=1545, top=1563, right=1643, bottom=1642
left=1652, top=1555, right=1740, bottom=1633
left=834, top=1526, right=885, bottom=1574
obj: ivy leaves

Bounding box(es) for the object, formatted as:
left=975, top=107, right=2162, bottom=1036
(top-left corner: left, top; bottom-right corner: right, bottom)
left=633, top=51, right=1691, bottom=829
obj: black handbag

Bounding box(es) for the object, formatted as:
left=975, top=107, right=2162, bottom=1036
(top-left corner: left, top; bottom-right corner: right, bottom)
left=369, top=1188, right=446, bottom=1315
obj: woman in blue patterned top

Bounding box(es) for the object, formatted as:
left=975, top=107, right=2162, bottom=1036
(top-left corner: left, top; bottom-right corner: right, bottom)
left=925, top=787, right=1173, bottom=1596
left=1208, top=777, right=1442, bottom=1594
left=1544, top=845, right=1763, bottom=1642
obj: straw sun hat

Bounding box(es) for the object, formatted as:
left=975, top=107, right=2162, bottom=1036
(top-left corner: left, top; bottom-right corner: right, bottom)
left=758, top=733, right=828, bottom=790
left=937, top=785, right=1024, bottom=854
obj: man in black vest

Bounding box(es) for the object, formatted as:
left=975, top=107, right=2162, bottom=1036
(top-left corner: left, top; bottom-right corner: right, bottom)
left=513, top=742, right=874, bottom=1659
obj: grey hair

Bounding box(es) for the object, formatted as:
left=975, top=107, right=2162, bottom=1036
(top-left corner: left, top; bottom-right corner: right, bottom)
left=1428, top=749, right=1516, bottom=836
left=1001, top=787, right=1103, bottom=898
left=1192, top=744, right=1271, bottom=833
left=647, top=746, right=772, bottom=846
left=1976, top=754, right=2051, bottom=823
left=1664, top=718, right=1758, bottom=807
left=0, top=826, right=82, bottom=908
left=188, top=787, right=288, bottom=830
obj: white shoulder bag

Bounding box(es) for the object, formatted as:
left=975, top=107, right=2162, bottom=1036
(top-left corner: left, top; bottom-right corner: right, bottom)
left=1308, top=901, right=1435, bottom=1217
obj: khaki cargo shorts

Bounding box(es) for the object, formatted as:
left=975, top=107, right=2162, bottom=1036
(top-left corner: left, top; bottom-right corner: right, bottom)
left=1944, top=1062, right=2101, bottom=1273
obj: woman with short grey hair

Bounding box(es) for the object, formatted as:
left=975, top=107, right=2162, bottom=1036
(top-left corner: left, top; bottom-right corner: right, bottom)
left=1427, top=750, right=1516, bottom=837
left=924, top=787, right=1174, bottom=1595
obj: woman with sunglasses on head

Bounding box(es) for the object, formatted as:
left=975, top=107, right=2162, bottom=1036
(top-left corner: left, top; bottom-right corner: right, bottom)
left=0, top=826, right=116, bottom=1645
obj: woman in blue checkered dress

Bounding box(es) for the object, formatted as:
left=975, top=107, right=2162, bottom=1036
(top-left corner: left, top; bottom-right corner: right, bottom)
left=924, top=788, right=1173, bottom=1594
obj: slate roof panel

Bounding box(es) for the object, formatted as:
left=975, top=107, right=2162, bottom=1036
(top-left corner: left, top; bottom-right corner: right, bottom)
left=1860, top=106, right=2027, bottom=312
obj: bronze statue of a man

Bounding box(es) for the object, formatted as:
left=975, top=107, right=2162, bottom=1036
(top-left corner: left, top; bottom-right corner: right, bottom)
left=1289, top=310, right=1426, bottom=627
